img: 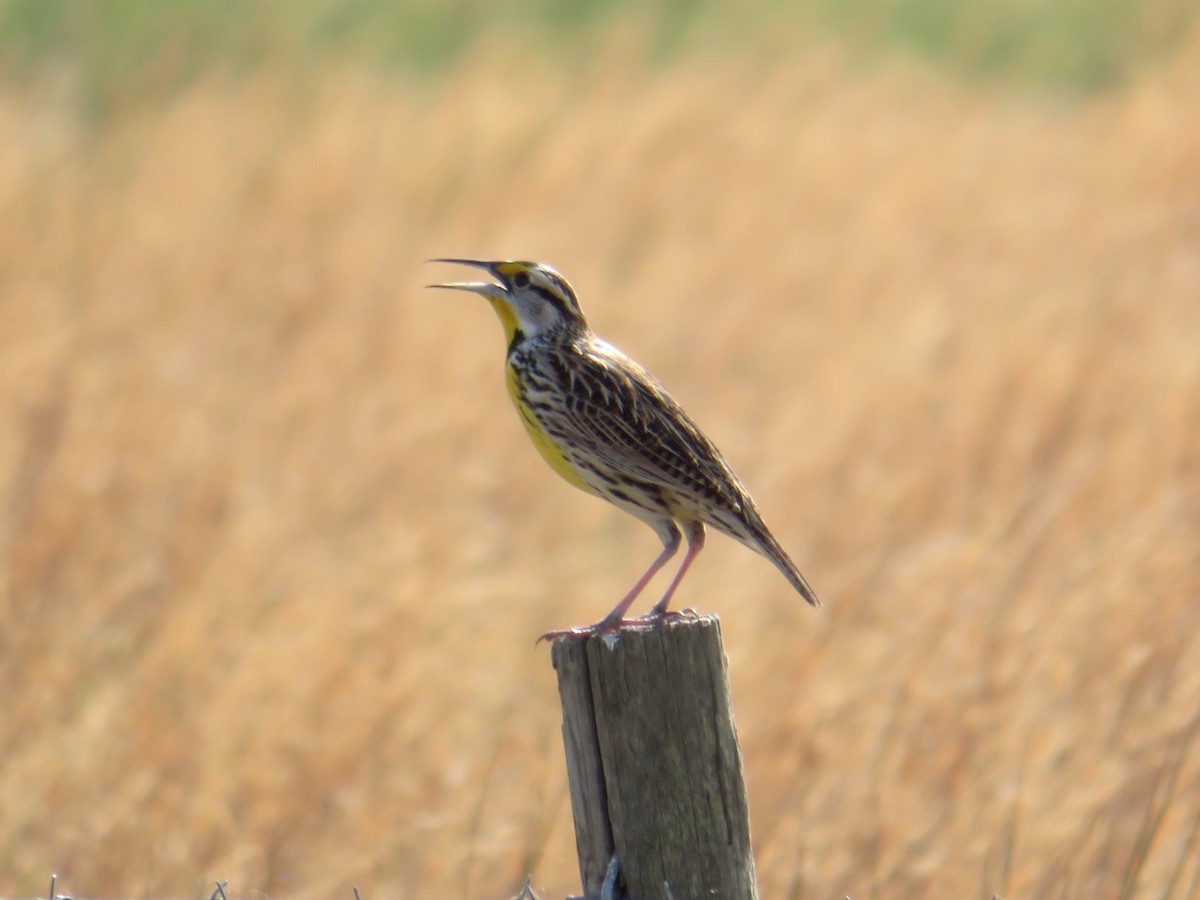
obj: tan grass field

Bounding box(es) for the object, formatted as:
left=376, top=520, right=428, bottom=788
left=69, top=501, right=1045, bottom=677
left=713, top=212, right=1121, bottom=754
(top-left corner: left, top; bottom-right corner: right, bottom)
left=2, top=34, right=1199, bottom=899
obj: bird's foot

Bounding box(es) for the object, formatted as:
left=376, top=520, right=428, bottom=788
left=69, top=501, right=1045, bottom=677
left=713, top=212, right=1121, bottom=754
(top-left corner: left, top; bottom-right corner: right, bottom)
left=536, top=624, right=606, bottom=644
left=536, top=607, right=702, bottom=644
left=625, top=606, right=700, bottom=626
left=536, top=613, right=622, bottom=644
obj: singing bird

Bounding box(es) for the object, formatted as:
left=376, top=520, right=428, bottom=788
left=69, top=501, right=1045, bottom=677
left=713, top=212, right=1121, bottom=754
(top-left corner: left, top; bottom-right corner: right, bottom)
left=429, top=259, right=819, bottom=638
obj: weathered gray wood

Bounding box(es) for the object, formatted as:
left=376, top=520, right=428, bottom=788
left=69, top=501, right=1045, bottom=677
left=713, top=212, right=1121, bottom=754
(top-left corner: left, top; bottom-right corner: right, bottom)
left=553, top=636, right=616, bottom=894
left=552, top=615, right=758, bottom=900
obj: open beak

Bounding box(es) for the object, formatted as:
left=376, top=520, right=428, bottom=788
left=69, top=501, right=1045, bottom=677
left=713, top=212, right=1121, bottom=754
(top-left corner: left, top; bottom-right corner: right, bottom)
left=426, top=258, right=508, bottom=300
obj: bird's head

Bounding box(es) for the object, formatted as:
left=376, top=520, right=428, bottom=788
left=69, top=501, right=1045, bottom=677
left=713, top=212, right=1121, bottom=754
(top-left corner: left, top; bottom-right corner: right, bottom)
left=427, top=259, right=586, bottom=349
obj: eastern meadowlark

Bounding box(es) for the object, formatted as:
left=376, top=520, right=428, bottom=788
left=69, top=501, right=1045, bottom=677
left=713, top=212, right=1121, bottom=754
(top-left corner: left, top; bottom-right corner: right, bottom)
left=428, top=259, right=819, bottom=638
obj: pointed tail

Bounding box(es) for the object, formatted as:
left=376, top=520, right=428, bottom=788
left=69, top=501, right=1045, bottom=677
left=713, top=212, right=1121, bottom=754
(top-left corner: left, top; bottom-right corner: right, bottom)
left=758, top=530, right=821, bottom=607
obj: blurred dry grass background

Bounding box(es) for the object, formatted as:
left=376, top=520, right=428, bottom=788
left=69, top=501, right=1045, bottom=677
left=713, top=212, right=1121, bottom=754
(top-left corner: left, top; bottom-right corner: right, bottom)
left=2, top=5, right=1200, bottom=898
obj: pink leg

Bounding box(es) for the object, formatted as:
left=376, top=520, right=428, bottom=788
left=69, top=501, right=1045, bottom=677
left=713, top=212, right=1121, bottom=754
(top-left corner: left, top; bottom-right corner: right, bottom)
left=538, top=521, right=681, bottom=642
left=647, top=521, right=705, bottom=617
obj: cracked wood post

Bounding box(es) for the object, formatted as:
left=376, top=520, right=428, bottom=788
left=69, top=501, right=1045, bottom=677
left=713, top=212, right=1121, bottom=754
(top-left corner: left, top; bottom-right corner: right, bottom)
left=551, top=615, right=758, bottom=899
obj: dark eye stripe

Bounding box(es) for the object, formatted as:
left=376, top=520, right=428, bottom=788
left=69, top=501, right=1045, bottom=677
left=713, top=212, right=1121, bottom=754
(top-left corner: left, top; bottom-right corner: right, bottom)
left=534, top=284, right=569, bottom=314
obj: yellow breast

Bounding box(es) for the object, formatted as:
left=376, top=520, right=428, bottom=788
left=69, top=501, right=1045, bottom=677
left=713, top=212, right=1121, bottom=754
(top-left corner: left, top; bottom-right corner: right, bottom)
left=505, top=363, right=596, bottom=494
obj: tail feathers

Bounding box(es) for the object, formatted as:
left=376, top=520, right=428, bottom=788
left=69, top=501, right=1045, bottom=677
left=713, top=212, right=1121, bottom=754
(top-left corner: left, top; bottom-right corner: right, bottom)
left=759, top=532, right=821, bottom=607
left=706, top=505, right=821, bottom=606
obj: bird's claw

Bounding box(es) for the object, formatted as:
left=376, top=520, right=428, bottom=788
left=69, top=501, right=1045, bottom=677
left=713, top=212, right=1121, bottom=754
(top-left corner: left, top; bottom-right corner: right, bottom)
left=536, top=607, right=704, bottom=645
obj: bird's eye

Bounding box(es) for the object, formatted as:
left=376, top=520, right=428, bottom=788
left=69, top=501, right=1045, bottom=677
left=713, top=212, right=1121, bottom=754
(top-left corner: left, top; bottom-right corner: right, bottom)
left=513, top=272, right=530, bottom=288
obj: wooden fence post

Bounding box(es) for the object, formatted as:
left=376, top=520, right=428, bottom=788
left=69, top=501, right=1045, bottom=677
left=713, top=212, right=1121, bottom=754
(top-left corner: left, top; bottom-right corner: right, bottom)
left=551, top=615, right=758, bottom=899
